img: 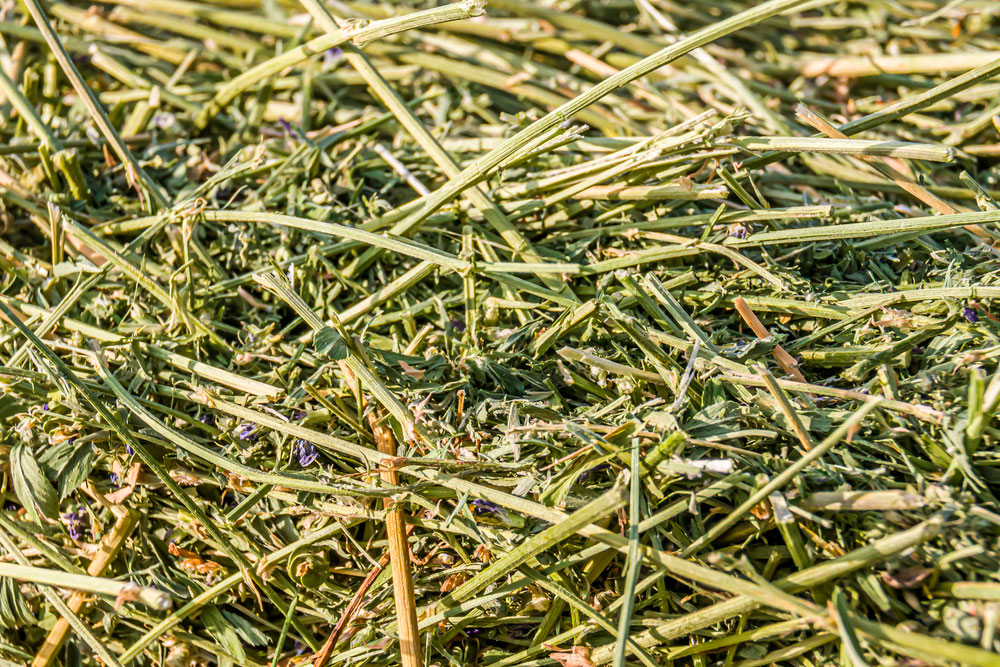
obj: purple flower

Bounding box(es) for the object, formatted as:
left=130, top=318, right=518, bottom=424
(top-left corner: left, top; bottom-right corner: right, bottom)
left=729, top=223, right=750, bottom=239
left=42, top=403, right=49, bottom=411
left=110, top=472, right=120, bottom=487
left=324, top=47, right=343, bottom=66
left=471, top=499, right=506, bottom=519
left=578, top=463, right=611, bottom=483
left=277, top=117, right=298, bottom=139
left=235, top=423, right=257, bottom=441
left=152, top=112, right=175, bottom=129
left=450, top=318, right=466, bottom=333
left=125, top=443, right=134, bottom=457
left=964, top=306, right=979, bottom=323
left=199, top=413, right=216, bottom=427
left=292, top=411, right=307, bottom=421
left=295, top=439, right=318, bottom=467
left=63, top=509, right=88, bottom=541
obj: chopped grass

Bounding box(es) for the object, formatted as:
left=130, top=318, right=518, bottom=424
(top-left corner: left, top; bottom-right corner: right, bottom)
left=2, top=0, right=1000, bottom=666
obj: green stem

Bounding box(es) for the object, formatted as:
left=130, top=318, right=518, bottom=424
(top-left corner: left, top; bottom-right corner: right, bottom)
left=374, top=0, right=810, bottom=243
left=20, top=0, right=168, bottom=210
left=0, top=563, right=170, bottom=609
left=680, top=400, right=883, bottom=556
left=195, top=1, right=484, bottom=128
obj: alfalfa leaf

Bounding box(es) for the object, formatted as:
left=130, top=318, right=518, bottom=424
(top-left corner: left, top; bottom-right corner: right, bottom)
left=222, top=610, right=269, bottom=646
left=10, top=443, right=59, bottom=523
left=314, top=326, right=348, bottom=360
left=201, top=605, right=246, bottom=663
left=58, top=442, right=95, bottom=500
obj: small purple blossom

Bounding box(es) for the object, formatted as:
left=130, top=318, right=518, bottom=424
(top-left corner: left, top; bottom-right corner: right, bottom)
left=125, top=443, right=135, bottom=457
left=578, top=463, right=611, bottom=483
left=964, top=306, right=979, bottom=323
left=110, top=472, right=120, bottom=487
left=324, top=47, right=343, bottom=66
left=199, top=413, right=216, bottom=427
left=471, top=499, right=506, bottom=519
left=152, top=112, right=176, bottom=129
left=42, top=402, right=49, bottom=411
left=292, top=411, right=307, bottom=421
left=277, top=117, right=298, bottom=139
left=235, top=423, right=258, bottom=442
left=63, top=509, right=88, bottom=541
left=295, top=439, right=318, bottom=467
left=729, top=223, right=750, bottom=239
left=450, top=318, right=466, bottom=333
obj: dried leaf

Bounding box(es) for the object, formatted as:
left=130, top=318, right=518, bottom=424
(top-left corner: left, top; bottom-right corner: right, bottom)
left=547, top=645, right=595, bottom=667
left=106, top=461, right=141, bottom=504
left=440, top=571, right=469, bottom=592
left=399, top=360, right=426, bottom=380
left=882, top=566, right=933, bottom=589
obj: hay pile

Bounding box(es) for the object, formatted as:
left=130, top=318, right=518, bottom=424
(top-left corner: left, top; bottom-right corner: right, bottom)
left=1, top=0, right=1000, bottom=665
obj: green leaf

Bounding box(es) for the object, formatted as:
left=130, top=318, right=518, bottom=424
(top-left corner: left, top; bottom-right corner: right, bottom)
left=53, top=259, right=102, bottom=277
left=222, top=610, right=269, bottom=646
left=38, top=437, right=74, bottom=479
left=314, top=326, right=348, bottom=360
left=201, top=605, right=246, bottom=663
left=832, top=588, right=868, bottom=667
left=0, top=576, right=35, bottom=629
left=58, top=442, right=96, bottom=500
left=0, top=395, right=24, bottom=420
left=10, top=443, right=59, bottom=523
left=39, top=437, right=95, bottom=498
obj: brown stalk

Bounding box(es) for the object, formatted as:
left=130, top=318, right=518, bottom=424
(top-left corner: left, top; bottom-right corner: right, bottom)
left=369, top=413, right=423, bottom=667
left=733, top=296, right=807, bottom=383
left=318, top=361, right=423, bottom=667
left=32, top=484, right=138, bottom=667
left=312, top=522, right=418, bottom=667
